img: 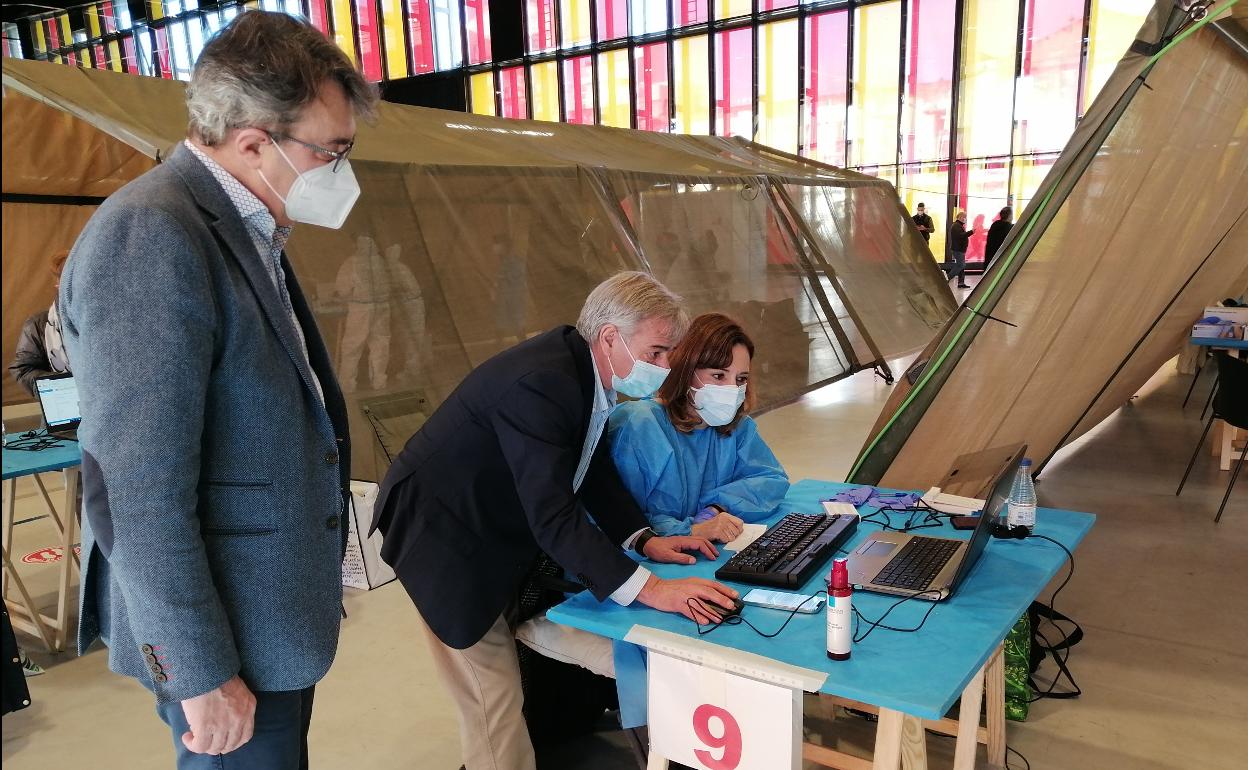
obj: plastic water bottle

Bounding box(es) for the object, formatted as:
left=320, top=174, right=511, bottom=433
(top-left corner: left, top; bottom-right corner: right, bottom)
left=1006, top=458, right=1037, bottom=530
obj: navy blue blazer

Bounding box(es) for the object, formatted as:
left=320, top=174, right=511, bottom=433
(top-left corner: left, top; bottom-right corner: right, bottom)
left=373, top=326, right=650, bottom=649
left=60, top=144, right=351, bottom=702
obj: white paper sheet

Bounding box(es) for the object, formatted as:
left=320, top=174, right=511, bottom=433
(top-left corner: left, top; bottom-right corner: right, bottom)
left=725, top=523, right=767, bottom=553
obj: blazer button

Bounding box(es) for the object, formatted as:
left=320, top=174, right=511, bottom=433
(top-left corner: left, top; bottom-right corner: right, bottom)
left=154, top=673, right=169, bottom=683
left=140, top=644, right=154, bottom=655
left=149, top=662, right=163, bottom=674
left=327, top=516, right=340, bottom=530
left=325, top=452, right=339, bottom=465
left=145, top=653, right=159, bottom=666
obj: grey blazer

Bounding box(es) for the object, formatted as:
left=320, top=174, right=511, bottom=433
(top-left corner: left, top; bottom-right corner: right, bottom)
left=60, top=144, right=352, bottom=703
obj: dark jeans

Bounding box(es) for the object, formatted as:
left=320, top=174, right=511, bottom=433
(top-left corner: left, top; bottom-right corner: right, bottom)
left=156, top=687, right=315, bottom=770
left=946, top=250, right=968, bottom=283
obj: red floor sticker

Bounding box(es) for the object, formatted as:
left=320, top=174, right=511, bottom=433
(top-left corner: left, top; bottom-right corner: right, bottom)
left=21, top=545, right=80, bottom=564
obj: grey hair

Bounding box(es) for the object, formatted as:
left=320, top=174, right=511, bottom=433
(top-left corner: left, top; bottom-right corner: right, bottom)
left=186, top=10, right=378, bottom=146
left=577, top=272, right=688, bottom=344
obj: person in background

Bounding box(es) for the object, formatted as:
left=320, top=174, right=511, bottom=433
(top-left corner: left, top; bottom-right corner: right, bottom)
left=9, top=252, right=72, bottom=396
left=984, top=206, right=1014, bottom=270
left=608, top=313, right=789, bottom=543
left=948, top=211, right=975, bottom=289
left=912, top=203, right=934, bottom=244
left=59, top=12, right=376, bottom=768
left=372, top=272, right=739, bottom=770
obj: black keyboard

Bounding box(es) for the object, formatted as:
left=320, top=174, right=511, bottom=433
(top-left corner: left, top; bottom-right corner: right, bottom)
left=715, top=513, right=859, bottom=588
left=872, top=536, right=962, bottom=590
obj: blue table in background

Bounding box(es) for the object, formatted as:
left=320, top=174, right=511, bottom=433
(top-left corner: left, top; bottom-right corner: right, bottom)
left=1191, top=336, right=1248, bottom=350
left=550, top=479, right=1095, bottom=770
left=3, top=433, right=82, bottom=652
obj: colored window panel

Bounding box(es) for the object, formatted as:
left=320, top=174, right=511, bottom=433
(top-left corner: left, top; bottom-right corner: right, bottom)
left=307, top=0, right=330, bottom=33
left=470, top=71, right=496, bottom=115
left=380, top=0, right=409, bottom=79
left=849, top=0, right=901, bottom=167
left=597, top=0, right=628, bottom=42
left=431, top=0, right=464, bottom=70
left=167, top=19, right=194, bottom=80
left=956, top=0, right=1019, bottom=158
left=1009, top=152, right=1059, bottom=212
left=526, top=0, right=557, bottom=53
left=634, top=42, right=670, bottom=133
left=715, top=0, right=750, bottom=21
left=3, top=23, right=23, bottom=58
left=1015, top=0, right=1083, bottom=153
left=122, top=34, right=138, bottom=72
left=899, top=162, right=950, bottom=259
left=952, top=157, right=1010, bottom=264
left=94, top=43, right=108, bottom=69
left=330, top=0, right=357, bottom=64
left=108, top=40, right=123, bottom=71
left=408, top=0, right=435, bottom=73
left=87, top=5, right=103, bottom=38
left=902, top=0, right=954, bottom=163
left=631, top=0, right=667, bottom=36
left=355, top=0, right=384, bottom=81
left=757, top=19, right=798, bottom=154
left=148, top=1, right=166, bottom=20
left=530, top=60, right=560, bottom=121
left=759, top=0, right=797, bottom=10
left=465, top=0, right=491, bottom=65
left=803, top=10, right=847, bottom=165
left=673, top=34, right=709, bottom=135
left=563, top=55, right=595, bottom=124
left=715, top=27, right=753, bottom=140
left=672, top=0, right=708, bottom=28
left=500, top=66, right=528, bottom=119
left=1084, top=0, right=1153, bottom=113
left=598, top=49, right=631, bottom=128
left=561, top=0, right=591, bottom=48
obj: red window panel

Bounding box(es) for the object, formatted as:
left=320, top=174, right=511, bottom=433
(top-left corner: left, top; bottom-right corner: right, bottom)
left=307, top=0, right=331, bottom=34
left=758, top=0, right=797, bottom=9
left=562, top=55, right=594, bottom=125
left=634, top=42, right=670, bottom=133
left=155, top=26, right=172, bottom=78
left=1016, top=0, right=1083, bottom=153
left=526, top=0, right=557, bottom=53
left=803, top=10, right=848, bottom=165
left=408, top=1, right=435, bottom=73
left=500, top=66, right=528, bottom=119
left=94, top=43, right=108, bottom=68
left=902, top=0, right=955, bottom=163
left=715, top=27, right=752, bottom=139
left=100, top=1, right=118, bottom=33
left=672, top=0, right=707, bottom=27
left=356, top=1, right=384, bottom=82
left=596, top=0, right=627, bottom=42
left=465, top=0, right=492, bottom=65
left=122, top=34, right=139, bottom=72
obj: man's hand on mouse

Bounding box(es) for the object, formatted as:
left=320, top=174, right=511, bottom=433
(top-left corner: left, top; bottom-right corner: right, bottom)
left=643, top=534, right=719, bottom=564
left=636, top=574, right=739, bottom=625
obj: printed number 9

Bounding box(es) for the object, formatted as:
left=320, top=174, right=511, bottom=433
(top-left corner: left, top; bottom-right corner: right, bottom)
left=692, top=703, right=743, bottom=770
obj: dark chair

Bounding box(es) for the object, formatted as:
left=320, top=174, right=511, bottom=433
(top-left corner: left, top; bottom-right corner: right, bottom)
left=1176, top=352, right=1247, bottom=522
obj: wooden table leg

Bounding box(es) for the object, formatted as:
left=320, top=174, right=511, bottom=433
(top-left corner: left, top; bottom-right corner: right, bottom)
left=985, top=645, right=1007, bottom=767
left=3, top=477, right=15, bottom=599
left=873, top=708, right=905, bottom=770
left=899, top=713, right=927, bottom=770
left=33, top=473, right=66, bottom=536
left=953, top=663, right=987, bottom=769
left=52, top=467, right=79, bottom=653
left=645, top=751, right=668, bottom=770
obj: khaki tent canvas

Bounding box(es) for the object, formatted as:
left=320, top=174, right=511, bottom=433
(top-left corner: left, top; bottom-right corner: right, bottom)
left=2, top=57, right=956, bottom=480
left=849, top=0, right=1248, bottom=490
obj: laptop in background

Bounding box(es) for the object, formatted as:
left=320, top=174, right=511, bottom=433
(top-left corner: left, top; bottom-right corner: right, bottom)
left=846, top=445, right=1026, bottom=602
left=35, top=373, right=81, bottom=439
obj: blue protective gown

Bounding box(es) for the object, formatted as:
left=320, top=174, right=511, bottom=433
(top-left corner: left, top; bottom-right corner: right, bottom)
left=607, top=399, right=790, bottom=535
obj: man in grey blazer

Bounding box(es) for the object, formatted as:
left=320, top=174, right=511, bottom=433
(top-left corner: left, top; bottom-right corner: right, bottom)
left=59, top=12, right=377, bottom=768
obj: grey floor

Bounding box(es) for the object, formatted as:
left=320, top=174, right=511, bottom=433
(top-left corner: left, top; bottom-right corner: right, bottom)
left=2, top=347, right=1244, bottom=769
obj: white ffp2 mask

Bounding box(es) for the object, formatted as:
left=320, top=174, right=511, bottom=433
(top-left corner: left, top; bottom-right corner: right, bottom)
left=263, top=140, right=361, bottom=229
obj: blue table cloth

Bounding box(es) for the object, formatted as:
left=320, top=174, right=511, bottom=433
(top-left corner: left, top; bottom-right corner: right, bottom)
left=3, top=434, right=82, bottom=480
left=549, top=479, right=1095, bottom=722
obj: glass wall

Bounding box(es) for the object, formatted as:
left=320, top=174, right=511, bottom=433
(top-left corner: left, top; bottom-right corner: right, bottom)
left=10, top=0, right=1158, bottom=269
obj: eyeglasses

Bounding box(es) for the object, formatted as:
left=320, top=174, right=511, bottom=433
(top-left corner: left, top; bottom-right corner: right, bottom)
left=267, top=131, right=355, bottom=172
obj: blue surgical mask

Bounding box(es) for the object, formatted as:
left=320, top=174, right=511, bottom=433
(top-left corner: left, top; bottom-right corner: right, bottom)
left=609, top=335, right=670, bottom=399
left=691, top=378, right=747, bottom=427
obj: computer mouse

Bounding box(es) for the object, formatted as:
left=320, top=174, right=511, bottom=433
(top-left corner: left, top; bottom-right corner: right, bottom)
left=711, top=598, right=745, bottom=620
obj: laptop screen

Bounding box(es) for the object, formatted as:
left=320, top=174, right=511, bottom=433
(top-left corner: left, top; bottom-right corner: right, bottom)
left=949, top=445, right=1027, bottom=591
left=36, top=375, right=81, bottom=429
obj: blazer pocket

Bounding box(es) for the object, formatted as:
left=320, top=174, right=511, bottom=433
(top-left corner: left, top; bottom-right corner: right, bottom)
left=199, top=480, right=278, bottom=536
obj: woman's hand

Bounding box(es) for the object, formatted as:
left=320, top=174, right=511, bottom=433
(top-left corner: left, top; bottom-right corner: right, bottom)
left=691, top=511, right=745, bottom=543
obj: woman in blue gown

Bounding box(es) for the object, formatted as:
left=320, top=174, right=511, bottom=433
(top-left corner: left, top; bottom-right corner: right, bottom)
left=608, top=313, right=789, bottom=543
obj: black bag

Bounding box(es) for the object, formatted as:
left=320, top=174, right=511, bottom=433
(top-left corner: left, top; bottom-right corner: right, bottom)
left=2, top=607, right=32, bottom=716
left=515, top=553, right=619, bottom=747
left=1027, top=600, right=1083, bottom=700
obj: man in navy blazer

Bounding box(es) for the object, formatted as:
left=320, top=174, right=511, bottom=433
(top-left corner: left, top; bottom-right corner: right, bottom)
left=374, top=272, right=740, bottom=770
left=59, top=12, right=377, bottom=768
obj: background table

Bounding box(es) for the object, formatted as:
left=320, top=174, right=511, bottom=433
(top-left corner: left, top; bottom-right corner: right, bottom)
left=2, top=434, right=82, bottom=652
left=550, top=479, right=1095, bottom=769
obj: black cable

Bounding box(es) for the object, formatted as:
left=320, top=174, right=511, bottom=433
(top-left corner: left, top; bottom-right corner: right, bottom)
left=1007, top=744, right=1032, bottom=770
left=3, top=429, right=74, bottom=452
left=688, top=591, right=826, bottom=639
left=1022, top=533, right=1081, bottom=702
left=851, top=589, right=942, bottom=644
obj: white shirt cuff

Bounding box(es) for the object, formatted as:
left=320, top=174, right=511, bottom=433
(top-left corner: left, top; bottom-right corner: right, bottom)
left=609, top=565, right=652, bottom=606
left=622, top=527, right=649, bottom=551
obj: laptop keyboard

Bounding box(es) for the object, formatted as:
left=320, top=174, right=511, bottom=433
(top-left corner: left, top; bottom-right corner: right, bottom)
left=872, top=536, right=962, bottom=590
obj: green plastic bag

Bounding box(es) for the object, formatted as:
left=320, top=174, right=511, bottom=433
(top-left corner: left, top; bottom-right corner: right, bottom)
left=1003, top=612, right=1031, bottom=721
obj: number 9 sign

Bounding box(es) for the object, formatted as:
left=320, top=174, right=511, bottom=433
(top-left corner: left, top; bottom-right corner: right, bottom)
left=648, top=652, right=801, bottom=770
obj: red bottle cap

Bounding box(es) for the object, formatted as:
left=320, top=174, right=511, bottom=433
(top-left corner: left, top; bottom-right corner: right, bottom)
left=830, top=558, right=849, bottom=590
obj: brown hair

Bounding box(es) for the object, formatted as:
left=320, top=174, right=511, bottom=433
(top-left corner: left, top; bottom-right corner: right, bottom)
left=655, top=313, right=756, bottom=435
left=51, top=250, right=70, bottom=279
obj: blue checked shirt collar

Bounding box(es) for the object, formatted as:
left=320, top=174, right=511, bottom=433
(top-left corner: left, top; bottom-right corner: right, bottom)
left=184, top=140, right=292, bottom=270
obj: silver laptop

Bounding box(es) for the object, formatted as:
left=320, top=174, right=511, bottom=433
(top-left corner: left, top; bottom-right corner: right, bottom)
left=35, top=373, right=81, bottom=439
left=846, top=445, right=1025, bottom=602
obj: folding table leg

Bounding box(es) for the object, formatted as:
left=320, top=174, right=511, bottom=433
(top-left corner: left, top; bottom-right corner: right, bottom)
left=985, top=645, right=1007, bottom=766
left=3, top=545, right=56, bottom=651
left=3, top=477, right=15, bottom=599
left=953, top=664, right=987, bottom=770
left=645, top=751, right=668, bottom=770
left=53, top=468, right=79, bottom=652
left=33, top=473, right=66, bottom=535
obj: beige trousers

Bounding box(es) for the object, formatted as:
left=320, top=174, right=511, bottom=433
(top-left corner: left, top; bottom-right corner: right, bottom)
left=419, top=608, right=619, bottom=770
